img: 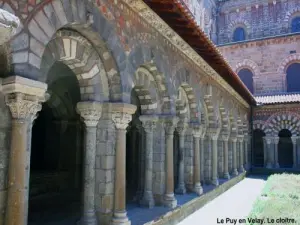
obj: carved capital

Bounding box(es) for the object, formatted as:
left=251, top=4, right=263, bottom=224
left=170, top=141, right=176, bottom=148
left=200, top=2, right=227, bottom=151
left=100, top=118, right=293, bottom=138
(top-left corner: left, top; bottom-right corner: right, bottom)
left=163, top=116, right=179, bottom=135
left=291, top=136, right=298, bottom=145
left=263, top=137, right=272, bottom=145
left=76, top=101, right=102, bottom=127
left=192, top=124, right=203, bottom=138
left=112, top=112, right=132, bottom=130
left=206, top=127, right=220, bottom=140
left=230, top=137, right=237, bottom=142
left=176, top=121, right=189, bottom=136
left=5, top=93, right=42, bottom=121
left=139, top=115, right=158, bottom=133
left=273, top=137, right=279, bottom=144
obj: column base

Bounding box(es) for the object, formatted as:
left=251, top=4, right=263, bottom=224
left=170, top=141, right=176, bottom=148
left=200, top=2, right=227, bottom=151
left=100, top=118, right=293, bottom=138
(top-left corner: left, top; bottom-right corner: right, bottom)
left=111, top=211, right=131, bottom=225
left=293, top=164, right=297, bottom=169
left=175, top=184, right=186, bottom=195
left=211, top=177, right=219, bottom=186
left=239, top=166, right=245, bottom=173
left=163, top=193, right=177, bottom=208
left=139, top=191, right=155, bottom=208
left=231, top=169, right=238, bottom=176
left=274, top=163, right=280, bottom=168
left=266, top=163, right=273, bottom=169
left=244, top=163, right=250, bottom=170
left=77, top=212, right=97, bottom=225
left=194, top=183, right=203, bottom=196
left=223, top=172, right=230, bottom=180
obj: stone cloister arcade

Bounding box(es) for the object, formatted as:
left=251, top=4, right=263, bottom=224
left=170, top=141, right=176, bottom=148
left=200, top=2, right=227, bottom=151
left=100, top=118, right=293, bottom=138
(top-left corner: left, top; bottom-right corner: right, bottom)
left=253, top=112, right=300, bottom=169
left=0, top=1, right=251, bottom=225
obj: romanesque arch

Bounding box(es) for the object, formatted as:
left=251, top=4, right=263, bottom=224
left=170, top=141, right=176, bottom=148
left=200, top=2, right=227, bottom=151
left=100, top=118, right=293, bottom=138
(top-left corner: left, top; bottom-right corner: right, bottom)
left=277, top=53, right=300, bottom=75
left=10, top=0, right=124, bottom=101
left=125, top=43, right=174, bottom=114
left=284, top=7, right=300, bottom=28
left=235, top=59, right=259, bottom=77
left=227, top=18, right=251, bottom=41
left=266, top=112, right=300, bottom=136
left=172, top=68, right=201, bottom=123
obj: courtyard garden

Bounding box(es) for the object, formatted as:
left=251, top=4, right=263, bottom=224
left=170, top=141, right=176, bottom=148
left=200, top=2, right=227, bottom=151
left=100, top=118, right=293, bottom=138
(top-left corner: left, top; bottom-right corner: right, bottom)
left=247, top=174, right=300, bottom=225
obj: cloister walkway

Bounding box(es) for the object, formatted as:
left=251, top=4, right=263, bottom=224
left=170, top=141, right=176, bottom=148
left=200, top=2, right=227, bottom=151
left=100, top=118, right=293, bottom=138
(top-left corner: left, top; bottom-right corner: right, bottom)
left=178, top=175, right=267, bottom=225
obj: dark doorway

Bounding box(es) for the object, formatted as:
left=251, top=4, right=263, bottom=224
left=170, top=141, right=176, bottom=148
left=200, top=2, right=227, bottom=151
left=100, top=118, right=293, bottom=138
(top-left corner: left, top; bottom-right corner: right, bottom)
left=253, top=129, right=265, bottom=167
left=126, top=89, right=144, bottom=204
left=28, top=62, right=83, bottom=225
left=173, top=130, right=180, bottom=189
left=278, top=129, right=293, bottom=168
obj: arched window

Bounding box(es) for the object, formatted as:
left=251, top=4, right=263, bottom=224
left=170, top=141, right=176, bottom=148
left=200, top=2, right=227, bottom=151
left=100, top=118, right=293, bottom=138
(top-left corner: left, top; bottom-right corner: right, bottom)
left=291, top=17, right=300, bottom=33
left=286, top=63, right=300, bottom=92
left=238, top=68, right=254, bottom=94
left=233, top=27, right=246, bottom=42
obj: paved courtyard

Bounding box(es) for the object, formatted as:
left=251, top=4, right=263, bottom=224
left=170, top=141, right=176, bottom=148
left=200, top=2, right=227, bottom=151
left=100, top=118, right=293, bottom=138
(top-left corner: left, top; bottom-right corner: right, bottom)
left=178, top=176, right=267, bottom=225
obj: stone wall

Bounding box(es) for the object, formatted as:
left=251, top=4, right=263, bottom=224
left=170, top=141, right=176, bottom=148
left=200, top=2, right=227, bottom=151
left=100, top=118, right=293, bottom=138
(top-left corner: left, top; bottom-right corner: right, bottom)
left=219, top=34, right=300, bottom=95
left=217, top=0, right=300, bottom=44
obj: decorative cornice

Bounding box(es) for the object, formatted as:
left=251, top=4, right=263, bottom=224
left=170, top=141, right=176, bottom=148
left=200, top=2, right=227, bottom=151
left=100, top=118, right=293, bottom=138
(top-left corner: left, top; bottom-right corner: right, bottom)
left=120, top=0, right=249, bottom=109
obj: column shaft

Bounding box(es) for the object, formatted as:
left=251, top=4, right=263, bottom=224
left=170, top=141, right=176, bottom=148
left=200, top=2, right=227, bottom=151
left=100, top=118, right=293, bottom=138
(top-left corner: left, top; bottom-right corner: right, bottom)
left=292, top=138, right=297, bottom=168
left=193, top=135, right=203, bottom=195
left=200, top=137, right=205, bottom=183
left=239, top=140, right=245, bottom=172
left=164, top=132, right=177, bottom=208
left=231, top=139, right=238, bottom=176
left=223, top=139, right=230, bottom=179
left=211, top=138, right=219, bottom=186
left=176, top=134, right=186, bottom=194
left=274, top=138, right=279, bottom=168
left=5, top=120, right=29, bottom=225
left=163, top=117, right=179, bottom=208
left=80, top=126, right=98, bottom=224
left=113, top=129, right=129, bottom=223
left=265, top=138, right=273, bottom=169
left=139, top=116, right=157, bottom=208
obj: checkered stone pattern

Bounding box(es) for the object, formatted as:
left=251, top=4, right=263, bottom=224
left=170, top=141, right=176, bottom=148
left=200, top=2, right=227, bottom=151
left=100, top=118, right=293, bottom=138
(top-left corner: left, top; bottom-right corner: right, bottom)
left=266, top=113, right=300, bottom=136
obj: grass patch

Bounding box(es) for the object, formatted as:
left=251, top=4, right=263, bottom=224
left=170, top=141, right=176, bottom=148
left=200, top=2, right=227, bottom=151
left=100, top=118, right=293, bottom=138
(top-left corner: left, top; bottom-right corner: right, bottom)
left=248, top=174, right=300, bottom=225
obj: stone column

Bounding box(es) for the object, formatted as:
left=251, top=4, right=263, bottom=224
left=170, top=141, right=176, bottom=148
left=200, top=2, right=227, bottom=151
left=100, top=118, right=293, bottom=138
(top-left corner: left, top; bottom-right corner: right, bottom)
left=200, top=136, right=205, bottom=183
left=292, top=137, right=297, bottom=169
left=222, top=135, right=230, bottom=179
left=139, top=116, right=158, bottom=208
left=192, top=125, right=203, bottom=195
left=175, top=121, right=188, bottom=194
left=111, top=104, right=136, bottom=225
left=207, top=129, right=219, bottom=186
left=163, top=117, right=179, bottom=208
left=230, top=137, right=238, bottom=176
left=2, top=76, right=47, bottom=225
left=273, top=137, right=279, bottom=168
left=76, top=102, right=102, bottom=225
left=243, top=137, right=249, bottom=170
left=264, top=137, right=273, bottom=169
left=238, top=137, right=245, bottom=173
